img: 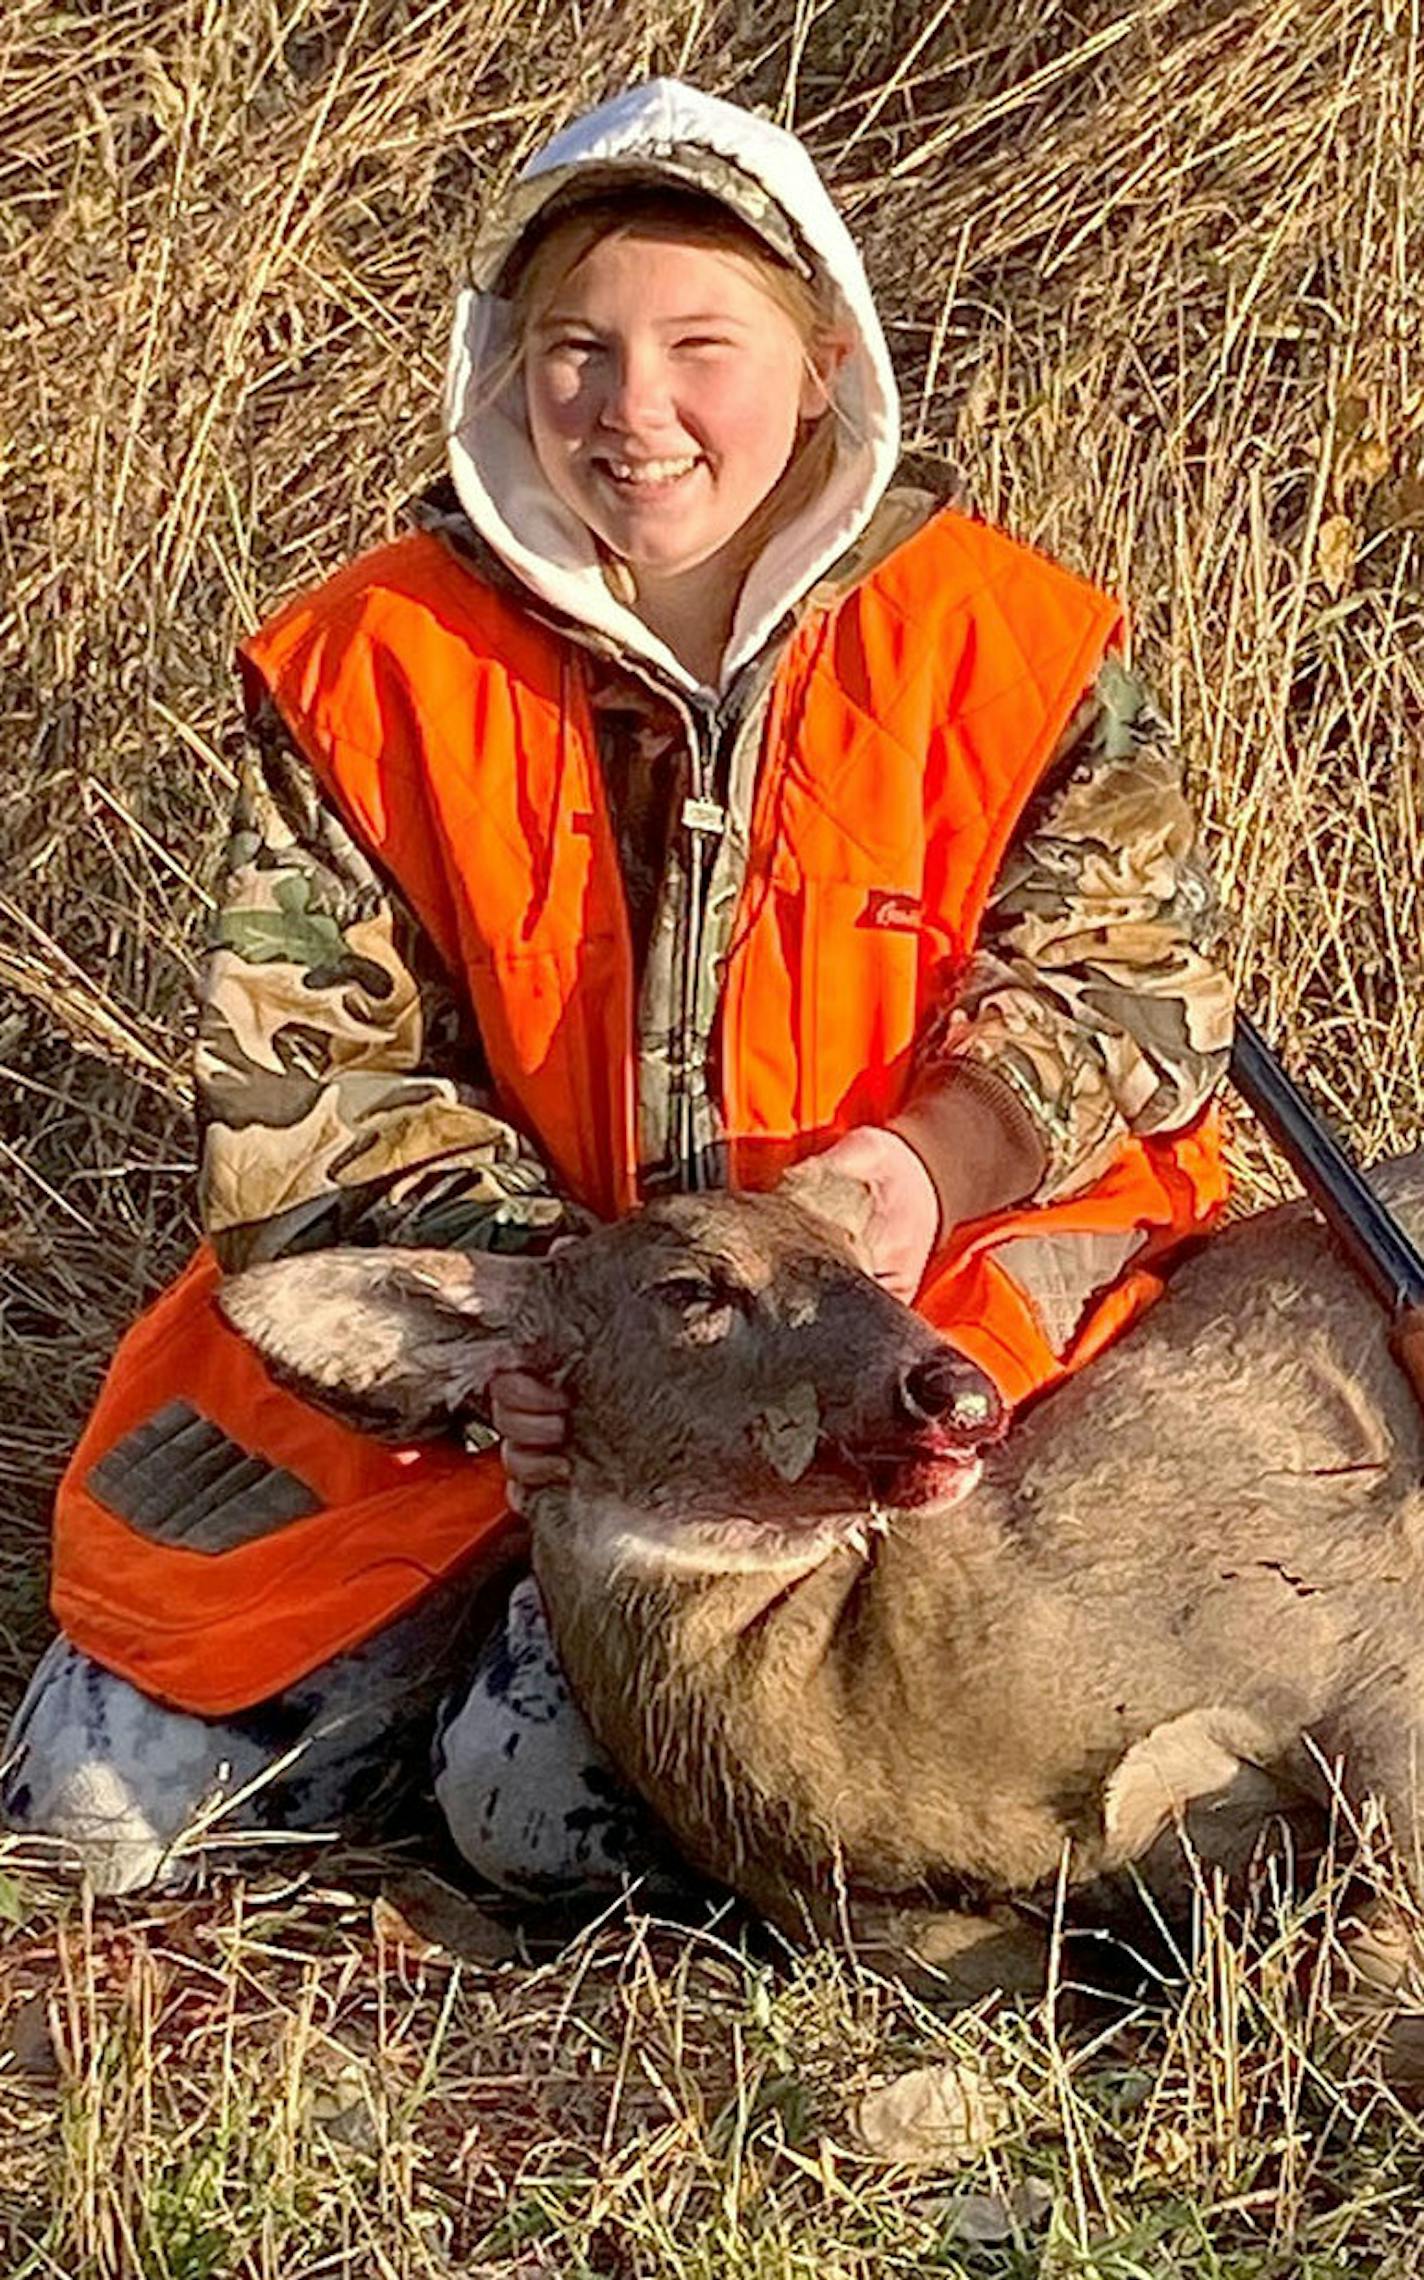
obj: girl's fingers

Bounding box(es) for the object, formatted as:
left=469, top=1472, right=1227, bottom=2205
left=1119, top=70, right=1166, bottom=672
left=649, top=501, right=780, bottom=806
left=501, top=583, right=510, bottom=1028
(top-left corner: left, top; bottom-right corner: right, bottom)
left=501, top=1444, right=572, bottom=1523
left=492, top=1402, right=567, bottom=1450
left=488, top=1368, right=569, bottom=1414
left=503, top=1444, right=571, bottom=1486
left=488, top=1363, right=571, bottom=1511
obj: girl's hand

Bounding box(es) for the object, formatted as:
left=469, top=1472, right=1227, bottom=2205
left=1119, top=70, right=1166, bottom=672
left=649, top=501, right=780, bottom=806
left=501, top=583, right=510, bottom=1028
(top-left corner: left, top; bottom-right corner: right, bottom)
left=487, top=1366, right=570, bottom=1514
left=784, top=1126, right=940, bottom=1303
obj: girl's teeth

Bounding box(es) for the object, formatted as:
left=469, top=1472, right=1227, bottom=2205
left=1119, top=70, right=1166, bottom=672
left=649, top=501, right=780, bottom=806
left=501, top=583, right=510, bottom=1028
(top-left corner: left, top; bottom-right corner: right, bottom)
left=604, top=457, right=699, bottom=484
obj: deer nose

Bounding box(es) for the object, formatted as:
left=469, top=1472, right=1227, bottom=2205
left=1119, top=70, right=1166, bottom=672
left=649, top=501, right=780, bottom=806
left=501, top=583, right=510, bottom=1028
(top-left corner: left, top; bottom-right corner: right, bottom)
left=898, top=1352, right=1003, bottom=1436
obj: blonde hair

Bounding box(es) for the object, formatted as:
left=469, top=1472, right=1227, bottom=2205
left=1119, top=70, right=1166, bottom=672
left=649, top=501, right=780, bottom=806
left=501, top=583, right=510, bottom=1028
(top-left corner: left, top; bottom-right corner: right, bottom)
left=489, top=187, right=853, bottom=601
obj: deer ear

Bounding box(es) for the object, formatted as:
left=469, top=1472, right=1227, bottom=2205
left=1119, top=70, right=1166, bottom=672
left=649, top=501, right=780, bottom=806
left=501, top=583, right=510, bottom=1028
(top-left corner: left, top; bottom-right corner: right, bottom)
left=777, top=1157, right=877, bottom=1265
left=218, top=1246, right=549, bottom=1440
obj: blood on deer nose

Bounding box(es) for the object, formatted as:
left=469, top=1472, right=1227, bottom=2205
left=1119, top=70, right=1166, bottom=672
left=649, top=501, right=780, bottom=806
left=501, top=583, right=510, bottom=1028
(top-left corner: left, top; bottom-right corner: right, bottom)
left=898, top=1352, right=1004, bottom=1436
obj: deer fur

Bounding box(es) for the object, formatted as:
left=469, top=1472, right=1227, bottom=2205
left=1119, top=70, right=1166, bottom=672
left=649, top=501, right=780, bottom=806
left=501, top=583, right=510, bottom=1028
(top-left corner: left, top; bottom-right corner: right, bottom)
left=221, top=1156, right=1424, bottom=2045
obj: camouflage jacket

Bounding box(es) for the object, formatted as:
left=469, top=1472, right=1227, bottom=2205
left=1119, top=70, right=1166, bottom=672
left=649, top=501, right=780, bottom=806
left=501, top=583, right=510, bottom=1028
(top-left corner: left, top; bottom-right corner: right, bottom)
left=196, top=491, right=1233, bottom=1273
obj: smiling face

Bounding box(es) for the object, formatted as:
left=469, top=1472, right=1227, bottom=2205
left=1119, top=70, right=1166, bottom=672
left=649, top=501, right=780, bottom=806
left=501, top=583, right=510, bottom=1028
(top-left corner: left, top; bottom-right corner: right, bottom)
left=522, top=228, right=832, bottom=588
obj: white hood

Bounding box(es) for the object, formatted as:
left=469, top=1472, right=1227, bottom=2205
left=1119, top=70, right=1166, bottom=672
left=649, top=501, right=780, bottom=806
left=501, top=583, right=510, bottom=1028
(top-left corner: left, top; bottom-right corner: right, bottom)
left=443, top=79, right=901, bottom=693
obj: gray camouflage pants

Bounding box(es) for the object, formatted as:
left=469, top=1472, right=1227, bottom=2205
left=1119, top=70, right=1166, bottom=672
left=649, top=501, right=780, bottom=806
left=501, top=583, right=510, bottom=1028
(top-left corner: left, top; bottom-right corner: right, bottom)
left=0, top=1575, right=677, bottom=1899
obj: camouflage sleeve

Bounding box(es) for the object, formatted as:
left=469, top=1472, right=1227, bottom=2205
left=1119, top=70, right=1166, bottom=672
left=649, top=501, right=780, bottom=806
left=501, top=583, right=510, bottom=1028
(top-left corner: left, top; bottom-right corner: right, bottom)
left=916, top=653, right=1235, bottom=1201
left=196, top=707, right=579, bottom=1272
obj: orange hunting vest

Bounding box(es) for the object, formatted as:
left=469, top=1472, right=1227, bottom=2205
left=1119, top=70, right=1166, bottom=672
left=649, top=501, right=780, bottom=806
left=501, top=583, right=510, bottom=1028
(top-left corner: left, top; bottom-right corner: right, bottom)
left=52, top=510, right=1228, bottom=1714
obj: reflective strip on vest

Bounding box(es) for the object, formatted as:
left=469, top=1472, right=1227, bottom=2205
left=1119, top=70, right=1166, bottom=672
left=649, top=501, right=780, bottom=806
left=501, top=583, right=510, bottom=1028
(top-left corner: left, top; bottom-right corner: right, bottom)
left=51, top=1247, right=521, bottom=1715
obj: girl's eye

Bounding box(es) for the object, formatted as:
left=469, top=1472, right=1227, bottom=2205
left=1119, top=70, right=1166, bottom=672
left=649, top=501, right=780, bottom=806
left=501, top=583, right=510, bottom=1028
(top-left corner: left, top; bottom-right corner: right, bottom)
left=676, top=336, right=731, bottom=352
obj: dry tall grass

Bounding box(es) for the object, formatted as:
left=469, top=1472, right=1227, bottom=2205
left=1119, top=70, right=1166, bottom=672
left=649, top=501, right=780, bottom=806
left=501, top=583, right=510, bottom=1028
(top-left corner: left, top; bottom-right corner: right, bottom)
left=3, top=1, right=1422, bottom=2271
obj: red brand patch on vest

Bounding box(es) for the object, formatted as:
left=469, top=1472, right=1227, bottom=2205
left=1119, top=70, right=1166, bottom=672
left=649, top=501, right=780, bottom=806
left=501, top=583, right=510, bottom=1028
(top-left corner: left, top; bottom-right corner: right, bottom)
left=859, top=889, right=923, bottom=930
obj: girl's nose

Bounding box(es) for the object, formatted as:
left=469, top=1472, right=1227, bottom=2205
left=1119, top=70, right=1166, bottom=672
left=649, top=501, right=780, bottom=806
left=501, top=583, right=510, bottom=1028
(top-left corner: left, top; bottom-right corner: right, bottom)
left=598, top=343, right=674, bottom=434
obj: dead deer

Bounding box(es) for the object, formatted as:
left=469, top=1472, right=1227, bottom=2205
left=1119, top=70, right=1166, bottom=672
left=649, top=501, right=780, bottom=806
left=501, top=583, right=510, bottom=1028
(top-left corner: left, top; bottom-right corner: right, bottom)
left=223, top=1153, right=1424, bottom=2063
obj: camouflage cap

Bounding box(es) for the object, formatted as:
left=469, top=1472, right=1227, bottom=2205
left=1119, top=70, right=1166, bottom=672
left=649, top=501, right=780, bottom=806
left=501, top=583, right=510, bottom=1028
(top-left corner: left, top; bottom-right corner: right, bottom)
left=470, top=144, right=817, bottom=296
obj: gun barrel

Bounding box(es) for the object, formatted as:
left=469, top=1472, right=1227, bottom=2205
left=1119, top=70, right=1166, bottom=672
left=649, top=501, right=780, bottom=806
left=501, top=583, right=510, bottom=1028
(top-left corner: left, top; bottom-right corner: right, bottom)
left=1229, top=1013, right=1424, bottom=1317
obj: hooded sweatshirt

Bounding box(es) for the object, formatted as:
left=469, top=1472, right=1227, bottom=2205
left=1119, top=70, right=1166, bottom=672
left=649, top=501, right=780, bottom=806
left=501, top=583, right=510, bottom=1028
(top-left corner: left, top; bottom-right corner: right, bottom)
left=197, top=80, right=1231, bottom=1301
left=443, top=77, right=902, bottom=695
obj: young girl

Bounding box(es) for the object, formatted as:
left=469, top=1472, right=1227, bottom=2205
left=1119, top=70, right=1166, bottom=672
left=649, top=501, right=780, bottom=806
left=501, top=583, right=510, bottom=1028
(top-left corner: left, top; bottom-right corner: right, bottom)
left=2, top=79, right=1232, bottom=1896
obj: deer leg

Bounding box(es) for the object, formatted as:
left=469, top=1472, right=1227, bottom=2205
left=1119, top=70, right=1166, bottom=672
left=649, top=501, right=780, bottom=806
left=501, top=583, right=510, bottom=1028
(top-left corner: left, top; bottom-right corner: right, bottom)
left=836, top=1894, right=1051, bottom=2005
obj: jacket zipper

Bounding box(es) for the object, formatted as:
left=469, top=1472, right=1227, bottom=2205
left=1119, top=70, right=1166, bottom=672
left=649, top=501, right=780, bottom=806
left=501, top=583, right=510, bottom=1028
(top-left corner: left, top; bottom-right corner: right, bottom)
left=676, top=659, right=785, bottom=1191
left=676, top=693, right=720, bottom=1191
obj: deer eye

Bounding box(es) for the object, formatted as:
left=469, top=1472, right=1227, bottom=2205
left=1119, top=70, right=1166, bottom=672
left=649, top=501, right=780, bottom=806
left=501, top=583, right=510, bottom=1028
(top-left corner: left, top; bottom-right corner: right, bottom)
left=652, top=1275, right=737, bottom=1343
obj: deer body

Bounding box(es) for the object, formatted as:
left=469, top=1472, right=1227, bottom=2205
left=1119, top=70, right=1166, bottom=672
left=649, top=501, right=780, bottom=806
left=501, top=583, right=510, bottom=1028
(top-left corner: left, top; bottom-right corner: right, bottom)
left=537, top=1208, right=1416, bottom=1922
left=225, top=1155, right=1424, bottom=1991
